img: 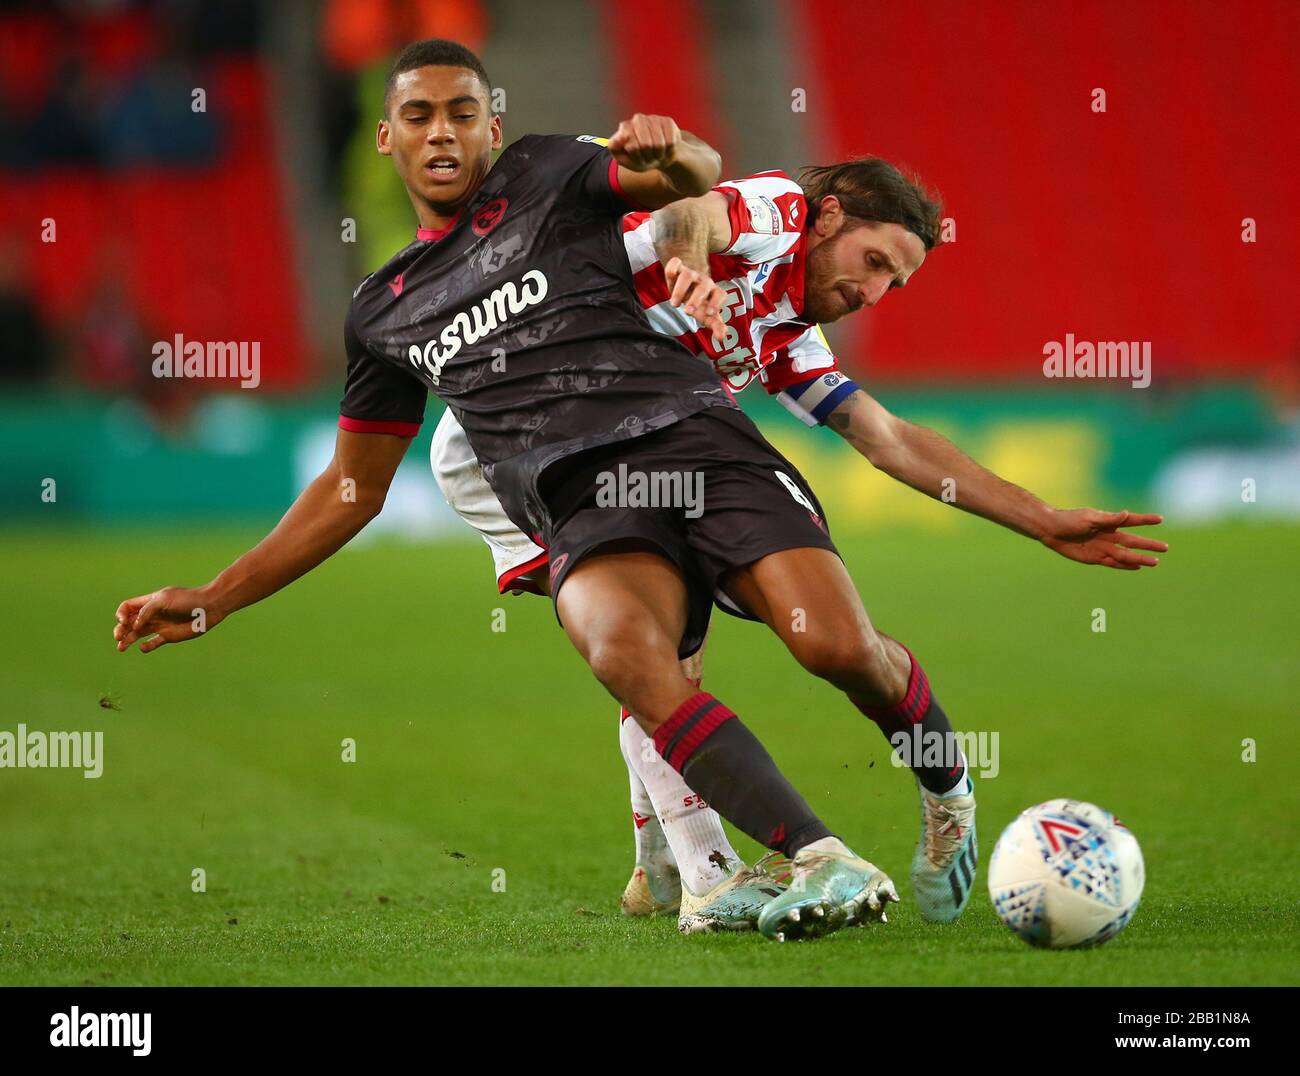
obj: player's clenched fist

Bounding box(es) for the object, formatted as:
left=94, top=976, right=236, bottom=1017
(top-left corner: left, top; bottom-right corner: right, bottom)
left=608, top=113, right=682, bottom=172
left=664, top=256, right=727, bottom=346
left=114, top=585, right=221, bottom=653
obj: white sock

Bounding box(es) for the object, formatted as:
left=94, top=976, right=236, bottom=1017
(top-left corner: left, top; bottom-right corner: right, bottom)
left=617, top=708, right=673, bottom=871
left=937, top=771, right=973, bottom=799
left=619, top=709, right=741, bottom=896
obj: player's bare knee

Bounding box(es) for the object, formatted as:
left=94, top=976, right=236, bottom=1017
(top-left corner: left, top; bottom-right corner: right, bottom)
left=585, top=639, right=640, bottom=699
left=586, top=630, right=675, bottom=709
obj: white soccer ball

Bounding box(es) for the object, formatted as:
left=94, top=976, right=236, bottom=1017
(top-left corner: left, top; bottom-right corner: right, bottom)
left=987, top=799, right=1144, bottom=949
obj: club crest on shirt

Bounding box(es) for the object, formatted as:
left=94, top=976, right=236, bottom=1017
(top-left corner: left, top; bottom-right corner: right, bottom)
left=473, top=197, right=509, bottom=237
left=744, top=195, right=781, bottom=236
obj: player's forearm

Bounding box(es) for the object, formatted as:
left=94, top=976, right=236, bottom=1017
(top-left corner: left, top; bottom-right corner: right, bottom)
left=203, top=468, right=381, bottom=620
left=659, top=131, right=721, bottom=197
left=652, top=199, right=713, bottom=274
left=830, top=397, right=1054, bottom=539
left=888, top=423, right=1053, bottom=537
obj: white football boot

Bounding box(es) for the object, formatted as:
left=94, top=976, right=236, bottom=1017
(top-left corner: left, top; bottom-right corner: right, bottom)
left=911, top=774, right=978, bottom=922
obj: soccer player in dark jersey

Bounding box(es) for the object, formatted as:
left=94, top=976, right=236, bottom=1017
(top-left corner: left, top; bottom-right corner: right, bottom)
left=114, top=39, right=1168, bottom=943
left=433, top=160, right=1172, bottom=933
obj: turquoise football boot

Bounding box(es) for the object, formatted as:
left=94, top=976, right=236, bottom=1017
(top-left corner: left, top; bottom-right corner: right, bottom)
left=677, top=853, right=790, bottom=934
left=757, top=838, right=899, bottom=942
left=911, top=774, right=978, bottom=922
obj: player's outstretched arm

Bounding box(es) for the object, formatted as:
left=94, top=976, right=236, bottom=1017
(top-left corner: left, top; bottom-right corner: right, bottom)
left=607, top=113, right=721, bottom=208
left=114, top=428, right=412, bottom=653
left=824, top=388, right=1168, bottom=570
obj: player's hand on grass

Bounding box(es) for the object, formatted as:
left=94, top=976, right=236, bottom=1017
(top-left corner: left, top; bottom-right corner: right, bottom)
left=608, top=113, right=682, bottom=172
left=664, top=256, right=727, bottom=346
left=114, top=586, right=222, bottom=653
left=1039, top=509, right=1168, bottom=570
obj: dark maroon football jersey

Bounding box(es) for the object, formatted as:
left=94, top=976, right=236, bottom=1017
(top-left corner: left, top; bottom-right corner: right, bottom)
left=339, top=133, right=736, bottom=540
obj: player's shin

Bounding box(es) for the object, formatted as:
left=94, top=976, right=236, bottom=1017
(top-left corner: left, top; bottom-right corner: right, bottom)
left=652, top=692, right=832, bottom=858
left=855, top=639, right=979, bottom=922
left=646, top=685, right=908, bottom=940
left=855, top=639, right=968, bottom=795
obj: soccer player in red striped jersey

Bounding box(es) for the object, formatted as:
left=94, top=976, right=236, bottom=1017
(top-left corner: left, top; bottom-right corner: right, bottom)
left=622, top=169, right=842, bottom=404
left=432, top=156, right=1170, bottom=933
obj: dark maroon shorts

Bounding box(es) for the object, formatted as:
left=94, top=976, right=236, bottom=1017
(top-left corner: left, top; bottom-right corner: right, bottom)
left=539, top=406, right=839, bottom=658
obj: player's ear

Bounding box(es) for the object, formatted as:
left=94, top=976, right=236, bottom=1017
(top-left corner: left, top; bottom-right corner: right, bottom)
left=815, top=195, right=844, bottom=237
left=489, top=113, right=503, bottom=151
left=376, top=119, right=392, bottom=157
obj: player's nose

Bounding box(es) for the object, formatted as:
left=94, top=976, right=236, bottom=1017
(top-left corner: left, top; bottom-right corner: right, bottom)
left=860, top=279, right=889, bottom=307
left=426, top=120, right=456, bottom=143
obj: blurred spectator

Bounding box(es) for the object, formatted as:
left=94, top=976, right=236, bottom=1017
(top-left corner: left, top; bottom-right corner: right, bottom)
left=0, top=0, right=256, bottom=170
left=98, top=37, right=220, bottom=167
left=72, top=238, right=151, bottom=390
left=322, top=0, right=485, bottom=72
left=0, top=234, right=55, bottom=382
left=73, top=236, right=197, bottom=432
left=20, top=52, right=102, bottom=167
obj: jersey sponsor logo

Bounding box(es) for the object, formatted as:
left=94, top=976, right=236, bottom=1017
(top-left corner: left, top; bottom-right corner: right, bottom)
left=407, top=269, right=549, bottom=383
left=472, top=197, right=509, bottom=237
left=575, top=135, right=610, bottom=146
left=709, top=280, right=755, bottom=356
left=745, top=195, right=781, bottom=236
left=715, top=352, right=758, bottom=390
left=752, top=261, right=773, bottom=287
left=387, top=272, right=405, bottom=298
left=724, top=368, right=756, bottom=390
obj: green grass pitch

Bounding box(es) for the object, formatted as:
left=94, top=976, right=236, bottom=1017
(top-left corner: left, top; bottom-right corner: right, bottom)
left=0, top=519, right=1295, bottom=985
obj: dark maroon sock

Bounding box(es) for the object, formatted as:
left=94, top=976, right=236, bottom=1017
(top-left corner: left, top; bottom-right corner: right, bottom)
left=858, top=644, right=967, bottom=795
left=654, top=692, right=832, bottom=857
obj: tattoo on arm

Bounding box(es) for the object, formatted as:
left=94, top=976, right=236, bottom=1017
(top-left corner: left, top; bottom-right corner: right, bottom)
left=826, top=408, right=854, bottom=436
left=654, top=205, right=691, bottom=244
left=824, top=390, right=869, bottom=444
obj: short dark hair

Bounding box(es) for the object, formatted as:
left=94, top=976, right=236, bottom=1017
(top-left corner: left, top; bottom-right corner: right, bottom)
left=384, top=39, right=493, bottom=111
left=799, top=157, right=943, bottom=251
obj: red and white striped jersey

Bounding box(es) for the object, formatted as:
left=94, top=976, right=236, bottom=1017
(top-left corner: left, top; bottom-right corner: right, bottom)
left=622, top=171, right=844, bottom=423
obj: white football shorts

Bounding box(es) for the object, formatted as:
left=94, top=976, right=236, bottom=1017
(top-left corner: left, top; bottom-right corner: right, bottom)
left=430, top=407, right=549, bottom=594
